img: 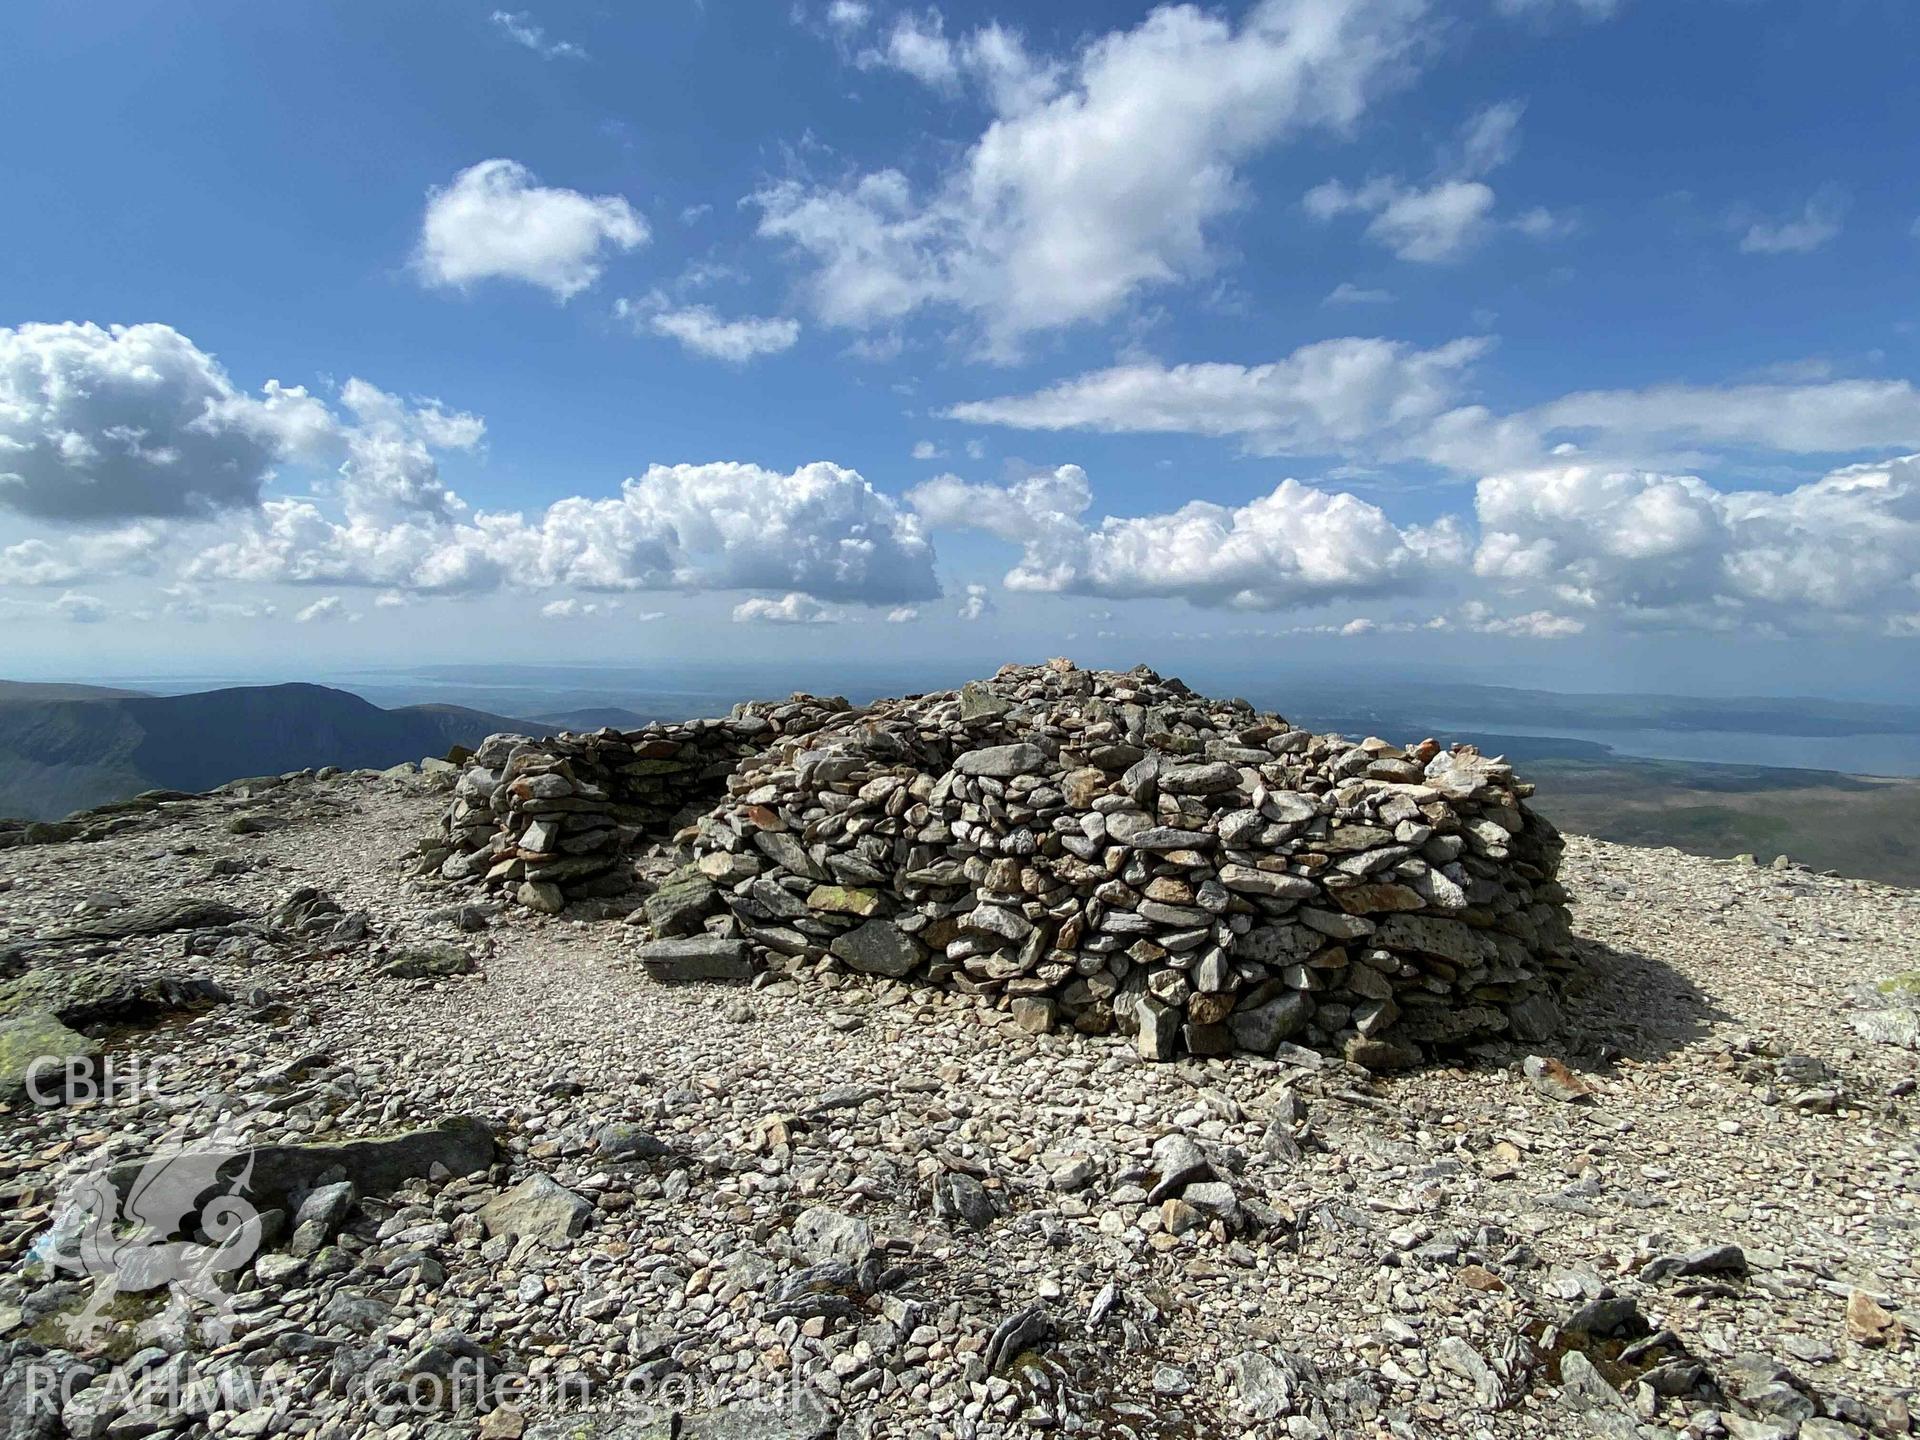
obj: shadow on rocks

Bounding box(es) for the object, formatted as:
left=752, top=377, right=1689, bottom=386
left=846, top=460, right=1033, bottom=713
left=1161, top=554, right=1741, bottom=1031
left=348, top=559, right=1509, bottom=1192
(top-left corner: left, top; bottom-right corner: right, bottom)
left=1551, top=931, right=1731, bottom=1066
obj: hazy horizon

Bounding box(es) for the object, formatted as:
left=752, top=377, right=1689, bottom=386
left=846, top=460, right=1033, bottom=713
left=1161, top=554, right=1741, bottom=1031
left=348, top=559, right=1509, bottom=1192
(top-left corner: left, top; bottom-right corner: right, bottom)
left=14, top=660, right=1920, bottom=777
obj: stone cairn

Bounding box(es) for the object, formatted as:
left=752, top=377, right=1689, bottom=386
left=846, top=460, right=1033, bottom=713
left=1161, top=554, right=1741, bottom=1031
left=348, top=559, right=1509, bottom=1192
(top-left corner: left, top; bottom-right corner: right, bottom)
left=419, top=660, right=1575, bottom=1067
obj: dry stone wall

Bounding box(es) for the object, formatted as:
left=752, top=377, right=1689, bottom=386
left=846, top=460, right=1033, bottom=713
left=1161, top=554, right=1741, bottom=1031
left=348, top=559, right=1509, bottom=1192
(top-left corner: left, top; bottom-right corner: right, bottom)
left=415, top=695, right=856, bottom=914
left=421, top=660, right=1575, bottom=1067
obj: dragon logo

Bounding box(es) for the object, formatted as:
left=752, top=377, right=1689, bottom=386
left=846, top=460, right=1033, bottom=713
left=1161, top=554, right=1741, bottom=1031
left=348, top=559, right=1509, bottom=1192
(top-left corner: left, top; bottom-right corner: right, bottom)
left=32, top=1125, right=265, bottom=1346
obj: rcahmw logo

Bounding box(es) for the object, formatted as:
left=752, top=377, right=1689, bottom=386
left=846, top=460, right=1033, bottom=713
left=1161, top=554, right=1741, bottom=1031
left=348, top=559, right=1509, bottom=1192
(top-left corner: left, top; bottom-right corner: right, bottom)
left=29, top=1120, right=266, bottom=1346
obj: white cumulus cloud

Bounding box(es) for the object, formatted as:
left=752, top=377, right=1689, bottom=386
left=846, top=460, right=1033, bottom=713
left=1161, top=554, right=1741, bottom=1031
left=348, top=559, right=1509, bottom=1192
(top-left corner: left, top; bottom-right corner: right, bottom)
left=1306, top=177, right=1498, bottom=263
left=334, top=377, right=485, bottom=522
left=541, top=597, right=621, bottom=618
left=956, top=583, right=996, bottom=621
left=294, top=595, right=345, bottom=624
left=1473, top=454, right=1920, bottom=631
left=1739, top=189, right=1847, bottom=256
left=191, top=460, right=939, bottom=604
left=1457, top=602, right=1586, bottom=637
left=761, top=0, right=1429, bottom=354
left=490, top=10, right=586, bottom=59
left=1304, top=101, right=1539, bottom=262
left=1526, top=376, right=1920, bottom=455
left=945, top=337, right=1489, bottom=458
left=1493, top=0, right=1618, bottom=18
left=912, top=466, right=1466, bottom=609
left=0, top=524, right=168, bottom=585
left=416, top=159, right=648, bottom=300
left=0, top=323, right=331, bottom=521
left=54, top=591, right=108, bottom=624
left=733, top=591, right=839, bottom=624
left=1324, top=282, right=1394, bottom=306
left=876, top=11, right=961, bottom=88
left=949, top=339, right=1920, bottom=472
left=622, top=302, right=800, bottom=362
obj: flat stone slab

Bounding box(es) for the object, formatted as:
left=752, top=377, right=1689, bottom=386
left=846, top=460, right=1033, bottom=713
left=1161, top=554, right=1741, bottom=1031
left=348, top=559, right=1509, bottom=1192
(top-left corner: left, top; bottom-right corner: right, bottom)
left=636, top=936, right=753, bottom=982
left=952, top=742, right=1047, bottom=778
left=100, top=1116, right=496, bottom=1216
left=0, top=1010, right=98, bottom=1096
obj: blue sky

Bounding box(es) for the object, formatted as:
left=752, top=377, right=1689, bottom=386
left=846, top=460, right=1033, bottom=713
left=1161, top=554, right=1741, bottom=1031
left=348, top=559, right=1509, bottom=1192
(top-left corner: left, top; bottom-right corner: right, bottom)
left=2, top=0, right=1918, bottom=697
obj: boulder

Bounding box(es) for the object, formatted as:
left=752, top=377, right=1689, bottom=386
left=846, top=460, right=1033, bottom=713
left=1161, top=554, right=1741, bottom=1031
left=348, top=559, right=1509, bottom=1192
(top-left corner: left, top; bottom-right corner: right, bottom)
left=479, top=1174, right=593, bottom=1243
left=953, top=743, right=1048, bottom=778
left=791, top=1205, right=874, bottom=1266
left=636, top=937, right=753, bottom=982
left=376, top=944, right=475, bottom=979
left=829, top=919, right=921, bottom=977
left=0, top=1010, right=98, bottom=1097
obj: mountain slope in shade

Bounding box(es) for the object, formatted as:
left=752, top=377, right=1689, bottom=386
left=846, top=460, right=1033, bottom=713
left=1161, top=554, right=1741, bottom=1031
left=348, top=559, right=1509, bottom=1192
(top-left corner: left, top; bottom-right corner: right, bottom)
left=0, top=682, right=552, bottom=820
left=0, top=680, right=146, bottom=704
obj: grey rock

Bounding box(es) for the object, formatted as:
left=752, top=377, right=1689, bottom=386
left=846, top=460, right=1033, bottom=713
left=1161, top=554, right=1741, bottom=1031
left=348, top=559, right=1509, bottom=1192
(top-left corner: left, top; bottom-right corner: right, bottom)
left=292, top=1180, right=355, bottom=1241
left=1851, top=1007, right=1920, bottom=1049
left=952, top=743, right=1047, bottom=779
left=752, top=830, right=828, bottom=882
left=479, top=1173, right=593, bottom=1243
left=43, top=896, right=250, bottom=941
left=829, top=919, right=921, bottom=977
left=643, top=872, right=720, bottom=937
left=1217, top=864, right=1315, bottom=899
left=1136, top=996, right=1181, bottom=1060
left=933, top=1172, right=995, bottom=1231
left=984, top=1304, right=1053, bottom=1373
left=958, top=681, right=1012, bottom=721
left=1148, top=1133, right=1214, bottom=1200
left=1435, top=1336, right=1505, bottom=1409
left=98, top=1116, right=494, bottom=1218
left=1011, top=996, right=1056, bottom=1034
left=1300, top=907, right=1374, bottom=940
left=1151, top=1364, right=1193, bottom=1395
left=963, top=904, right=1031, bottom=942
left=1159, top=761, right=1241, bottom=795
left=1129, top=827, right=1214, bottom=851
left=636, top=936, right=753, bottom=982
left=1230, top=1350, right=1302, bottom=1420
left=1238, top=924, right=1321, bottom=963
left=1228, top=993, right=1312, bottom=1052
left=594, top=1124, right=673, bottom=1161
left=1558, top=1350, right=1630, bottom=1413
left=0, top=1010, right=99, bottom=1097
left=1345, top=1035, right=1423, bottom=1071
left=1641, top=1242, right=1746, bottom=1282
left=376, top=943, right=474, bottom=979
left=1373, top=913, right=1498, bottom=965
left=1567, top=1295, right=1646, bottom=1338
left=1507, top=990, right=1563, bottom=1042
left=791, top=1205, right=874, bottom=1266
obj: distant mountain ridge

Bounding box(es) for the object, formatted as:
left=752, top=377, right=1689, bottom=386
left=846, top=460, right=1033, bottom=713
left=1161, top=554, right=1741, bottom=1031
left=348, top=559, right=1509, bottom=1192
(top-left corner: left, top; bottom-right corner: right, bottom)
left=531, top=705, right=656, bottom=732
left=0, top=682, right=553, bottom=821
left=0, top=680, right=145, bottom=704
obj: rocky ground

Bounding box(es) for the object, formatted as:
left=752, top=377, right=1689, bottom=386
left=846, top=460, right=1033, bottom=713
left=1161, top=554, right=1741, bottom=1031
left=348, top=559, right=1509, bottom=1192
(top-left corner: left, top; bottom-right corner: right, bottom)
left=0, top=766, right=1913, bottom=1439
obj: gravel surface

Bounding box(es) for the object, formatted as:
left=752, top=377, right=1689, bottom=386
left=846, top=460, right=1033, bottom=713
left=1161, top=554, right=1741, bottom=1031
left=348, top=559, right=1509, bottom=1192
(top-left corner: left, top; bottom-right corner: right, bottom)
left=0, top=769, right=1912, bottom=1439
